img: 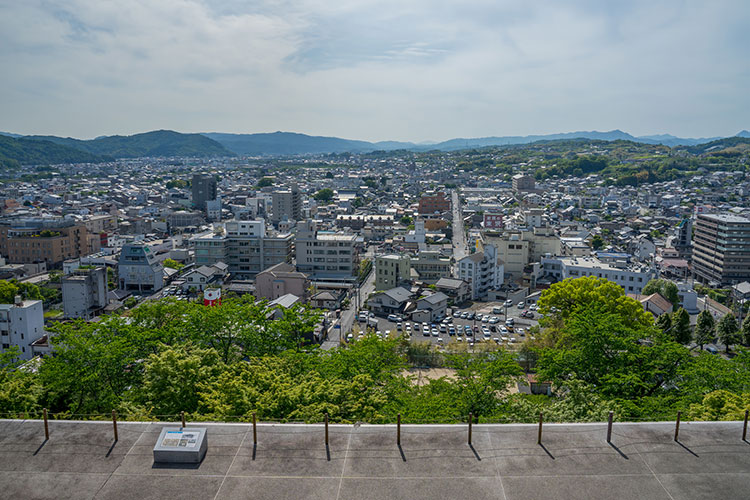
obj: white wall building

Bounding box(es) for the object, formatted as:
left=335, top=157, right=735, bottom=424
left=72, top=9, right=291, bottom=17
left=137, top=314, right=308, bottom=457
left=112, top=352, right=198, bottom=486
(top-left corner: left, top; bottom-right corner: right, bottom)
left=0, top=298, right=45, bottom=360
left=457, top=243, right=504, bottom=300
left=541, top=255, right=656, bottom=294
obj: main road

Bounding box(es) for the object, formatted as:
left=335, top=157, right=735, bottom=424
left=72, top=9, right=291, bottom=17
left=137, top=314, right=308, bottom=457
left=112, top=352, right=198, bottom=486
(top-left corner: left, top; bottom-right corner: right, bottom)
left=451, top=189, right=468, bottom=273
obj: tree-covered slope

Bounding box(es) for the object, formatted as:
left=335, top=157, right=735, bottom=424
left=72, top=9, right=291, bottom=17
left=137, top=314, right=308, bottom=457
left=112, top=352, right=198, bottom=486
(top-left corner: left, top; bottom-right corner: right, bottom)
left=26, top=130, right=235, bottom=159
left=0, top=134, right=109, bottom=168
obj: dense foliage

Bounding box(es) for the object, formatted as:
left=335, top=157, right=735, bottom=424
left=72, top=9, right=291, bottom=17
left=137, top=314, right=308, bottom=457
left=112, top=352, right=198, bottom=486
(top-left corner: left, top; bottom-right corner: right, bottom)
left=2, top=278, right=750, bottom=424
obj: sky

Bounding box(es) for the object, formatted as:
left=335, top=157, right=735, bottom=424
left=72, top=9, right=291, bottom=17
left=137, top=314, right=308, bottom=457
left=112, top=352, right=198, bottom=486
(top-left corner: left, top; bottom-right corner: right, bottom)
left=0, top=0, right=748, bottom=142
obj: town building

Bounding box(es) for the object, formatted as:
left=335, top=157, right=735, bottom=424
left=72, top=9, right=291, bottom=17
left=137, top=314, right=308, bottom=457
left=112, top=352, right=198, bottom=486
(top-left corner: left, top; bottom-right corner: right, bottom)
left=296, top=220, right=358, bottom=280
left=192, top=221, right=294, bottom=280
left=62, top=266, right=108, bottom=319
left=375, top=254, right=411, bottom=291
left=692, top=213, right=750, bottom=286
left=271, top=183, right=302, bottom=223
left=181, top=263, right=229, bottom=292
left=457, top=243, right=504, bottom=300
left=512, top=174, right=535, bottom=192
left=417, top=192, right=450, bottom=215
left=0, top=298, right=45, bottom=361
left=410, top=251, right=452, bottom=283
left=192, top=174, right=217, bottom=212
left=0, top=217, right=92, bottom=267
left=117, top=243, right=164, bottom=293
left=540, top=255, right=655, bottom=294
left=255, top=262, right=309, bottom=301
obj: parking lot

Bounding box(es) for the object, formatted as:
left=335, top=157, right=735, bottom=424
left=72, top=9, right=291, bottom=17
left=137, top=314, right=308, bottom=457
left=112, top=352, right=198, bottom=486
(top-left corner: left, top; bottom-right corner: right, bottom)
left=353, top=301, right=540, bottom=348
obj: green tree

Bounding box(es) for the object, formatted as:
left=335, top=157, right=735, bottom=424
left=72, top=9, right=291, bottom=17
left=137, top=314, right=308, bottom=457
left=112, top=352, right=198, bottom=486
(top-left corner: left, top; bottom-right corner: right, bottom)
left=741, top=313, right=750, bottom=346
left=446, top=350, right=522, bottom=417
left=695, top=310, right=716, bottom=350
left=656, top=313, right=672, bottom=333
left=163, top=258, right=184, bottom=271
left=642, top=279, right=680, bottom=308
left=537, top=276, right=653, bottom=328
left=256, top=177, right=273, bottom=188
left=0, top=348, right=41, bottom=414
left=591, top=235, right=604, bottom=250
left=400, top=215, right=412, bottom=226
left=671, top=308, right=692, bottom=345
left=313, top=188, right=334, bottom=203
left=717, top=313, right=740, bottom=353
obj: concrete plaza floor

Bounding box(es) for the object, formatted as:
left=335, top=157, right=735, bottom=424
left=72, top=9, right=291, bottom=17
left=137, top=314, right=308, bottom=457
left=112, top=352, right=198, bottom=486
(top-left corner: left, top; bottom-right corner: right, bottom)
left=0, top=419, right=749, bottom=499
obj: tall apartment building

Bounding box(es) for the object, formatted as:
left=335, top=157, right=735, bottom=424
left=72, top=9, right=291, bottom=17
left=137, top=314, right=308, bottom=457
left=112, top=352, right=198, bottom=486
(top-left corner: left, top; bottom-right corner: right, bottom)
left=62, top=266, right=108, bottom=319
left=192, top=220, right=294, bottom=279
left=457, top=244, right=504, bottom=300
left=693, top=213, right=750, bottom=286
left=192, top=174, right=217, bottom=212
left=417, top=192, right=450, bottom=215
left=271, top=183, right=302, bottom=223
left=485, top=227, right=561, bottom=279
left=672, top=218, right=693, bottom=262
left=375, top=254, right=411, bottom=290
left=0, top=298, right=45, bottom=361
left=0, top=217, right=90, bottom=266
left=296, top=220, right=358, bottom=280
left=118, top=243, right=164, bottom=293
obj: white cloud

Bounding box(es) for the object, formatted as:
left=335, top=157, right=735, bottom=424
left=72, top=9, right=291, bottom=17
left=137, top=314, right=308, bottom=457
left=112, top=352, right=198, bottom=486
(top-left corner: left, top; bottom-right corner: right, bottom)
left=0, top=0, right=748, bottom=141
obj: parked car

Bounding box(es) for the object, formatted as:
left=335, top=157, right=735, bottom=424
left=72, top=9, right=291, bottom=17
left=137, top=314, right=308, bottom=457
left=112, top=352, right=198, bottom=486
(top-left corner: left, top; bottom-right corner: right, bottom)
left=517, top=301, right=525, bottom=309
left=387, top=314, right=400, bottom=322
left=504, top=299, right=513, bottom=307
left=492, top=306, right=503, bottom=314
left=529, top=304, right=537, bottom=311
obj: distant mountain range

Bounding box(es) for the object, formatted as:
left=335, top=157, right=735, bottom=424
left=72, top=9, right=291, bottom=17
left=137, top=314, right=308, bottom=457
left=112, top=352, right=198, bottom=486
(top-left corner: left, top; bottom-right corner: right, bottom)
left=0, top=128, right=748, bottom=165
left=203, top=129, right=748, bottom=155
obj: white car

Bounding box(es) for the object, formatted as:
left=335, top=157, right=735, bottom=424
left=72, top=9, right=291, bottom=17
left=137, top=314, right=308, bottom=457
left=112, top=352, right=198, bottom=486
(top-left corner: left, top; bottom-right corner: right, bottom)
left=529, top=304, right=537, bottom=311
left=396, top=322, right=403, bottom=331
left=481, top=316, right=489, bottom=323
left=489, top=316, right=500, bottom=324
left=504, top=299, right=513, bottom=307
left=517, top=302, right=525, bottom=309
left=517, top=328, right=525, bottom=336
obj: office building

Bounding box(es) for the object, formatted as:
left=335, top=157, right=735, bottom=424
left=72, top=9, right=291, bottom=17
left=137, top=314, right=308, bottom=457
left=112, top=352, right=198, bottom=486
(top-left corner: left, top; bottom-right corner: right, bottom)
left=417, top=192, right=450, bottom=215
left=271, top=183, right=302, bottom=223
left=0, top=217, right=91, bottom=267
left=296, top=220, right=358, bottom=280
left=192, top=220, right=294, bottom=279
left=118, top=243, right=164, bottom=293
left=540, top=255, right=655, bottom=294
left=693, top=213, right=750, bottom=286
left=192, top=174, right=217, bottom=212
left=457, top=243, right=504, bottom=300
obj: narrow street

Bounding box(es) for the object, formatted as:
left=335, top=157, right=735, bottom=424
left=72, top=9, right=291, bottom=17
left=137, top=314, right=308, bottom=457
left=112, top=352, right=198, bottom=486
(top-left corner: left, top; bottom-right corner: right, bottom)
left=451, top=189, right=467, bottom=273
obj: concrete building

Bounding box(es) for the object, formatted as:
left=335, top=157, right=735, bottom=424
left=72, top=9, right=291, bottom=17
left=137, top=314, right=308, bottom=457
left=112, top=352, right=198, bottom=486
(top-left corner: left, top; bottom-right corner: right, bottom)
left=693, top=213, right=750, bottom=286
left=0, top=298, right=45, bottom=360
left=118, top=243, right=164, bottom=293
left=457, top=243, right=504, bottom=300
left=296, top=220, right=358, bottom=280
left=512, top=174, right=535, bottom=192
left=410, top=251, right=452, bottom=283
left=375, top=254, right=411, bottom=291
left=541, top=255, right=655, bottom=294
left=192, top=174, right=217, bottom=212
left=271, top=183, right=302, bottom=223
left=0, top=217, right=91, bottom=266
left=671, top=218, right=693, bottom=262
left=485, top=227, right=561, bottom=280
left=192, top=221, right=294, bottom=280
left=62, top=266, right=108, bottom=319
left=255, top=262, right=309, bottom=301
left=522, top=209, right=545, bottom=228
left=417, top=192, right=450, bottom=215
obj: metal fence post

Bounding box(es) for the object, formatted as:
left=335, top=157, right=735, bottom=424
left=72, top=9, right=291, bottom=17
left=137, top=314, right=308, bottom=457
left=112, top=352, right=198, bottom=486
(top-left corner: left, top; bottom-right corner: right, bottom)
left=181, top=411, right=186, bottom=428
left=468, top=413, right=473, bottom=445
left=43, top=408, right=49, bottom=440
left=397, top=414, right=401, bottom=446
left=607, top=411, right=613, bottom=443
left=252, top=412, right=257, bottom=445
left=537, top=412, right=543, bottom=445
left=674, top=411, right=681, bottom=442
left=112, top=410, right=118, bottom=442
left=743, top=410, right=748, bottom=441
left=324, top=413, right=329, bottom=446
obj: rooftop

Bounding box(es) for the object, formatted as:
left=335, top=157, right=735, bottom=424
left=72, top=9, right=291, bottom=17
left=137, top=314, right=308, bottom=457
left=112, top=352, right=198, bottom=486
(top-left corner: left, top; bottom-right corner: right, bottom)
left=3, top=419, right=745, bottom=499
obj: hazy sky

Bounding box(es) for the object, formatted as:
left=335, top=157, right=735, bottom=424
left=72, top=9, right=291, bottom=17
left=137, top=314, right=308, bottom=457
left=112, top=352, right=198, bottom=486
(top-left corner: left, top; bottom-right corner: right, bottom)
left=1, top=0, right=748, bottom=142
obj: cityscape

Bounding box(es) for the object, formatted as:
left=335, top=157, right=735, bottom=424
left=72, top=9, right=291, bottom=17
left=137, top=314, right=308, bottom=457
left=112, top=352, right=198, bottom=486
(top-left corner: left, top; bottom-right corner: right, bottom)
left=1, top=1, right=750, bottom=499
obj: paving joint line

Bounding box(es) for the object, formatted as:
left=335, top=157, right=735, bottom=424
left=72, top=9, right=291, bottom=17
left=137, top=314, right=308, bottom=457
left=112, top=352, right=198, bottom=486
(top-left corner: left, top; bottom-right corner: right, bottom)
left=634, top=445, right=676, bottom=500
left=487, top=424, right=508, bottom=500
left=334, top=426, right=353, bottom=500
left=213, top=426, right=249, bottom=500
left=89, top=425, right=147, bottom=499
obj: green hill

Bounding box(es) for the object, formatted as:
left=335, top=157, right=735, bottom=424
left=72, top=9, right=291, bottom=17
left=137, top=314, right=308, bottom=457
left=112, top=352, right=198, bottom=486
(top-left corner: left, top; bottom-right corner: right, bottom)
left=0, top=135, right=109, bottom=168
left=27, top=130, right=235, bottom=159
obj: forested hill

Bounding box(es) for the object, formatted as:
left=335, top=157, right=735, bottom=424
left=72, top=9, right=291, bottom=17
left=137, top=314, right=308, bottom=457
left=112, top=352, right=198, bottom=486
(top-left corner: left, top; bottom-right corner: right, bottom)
left=0, top=135, right=109, bottom=168
left=25, top=130, right=235, bottom=159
